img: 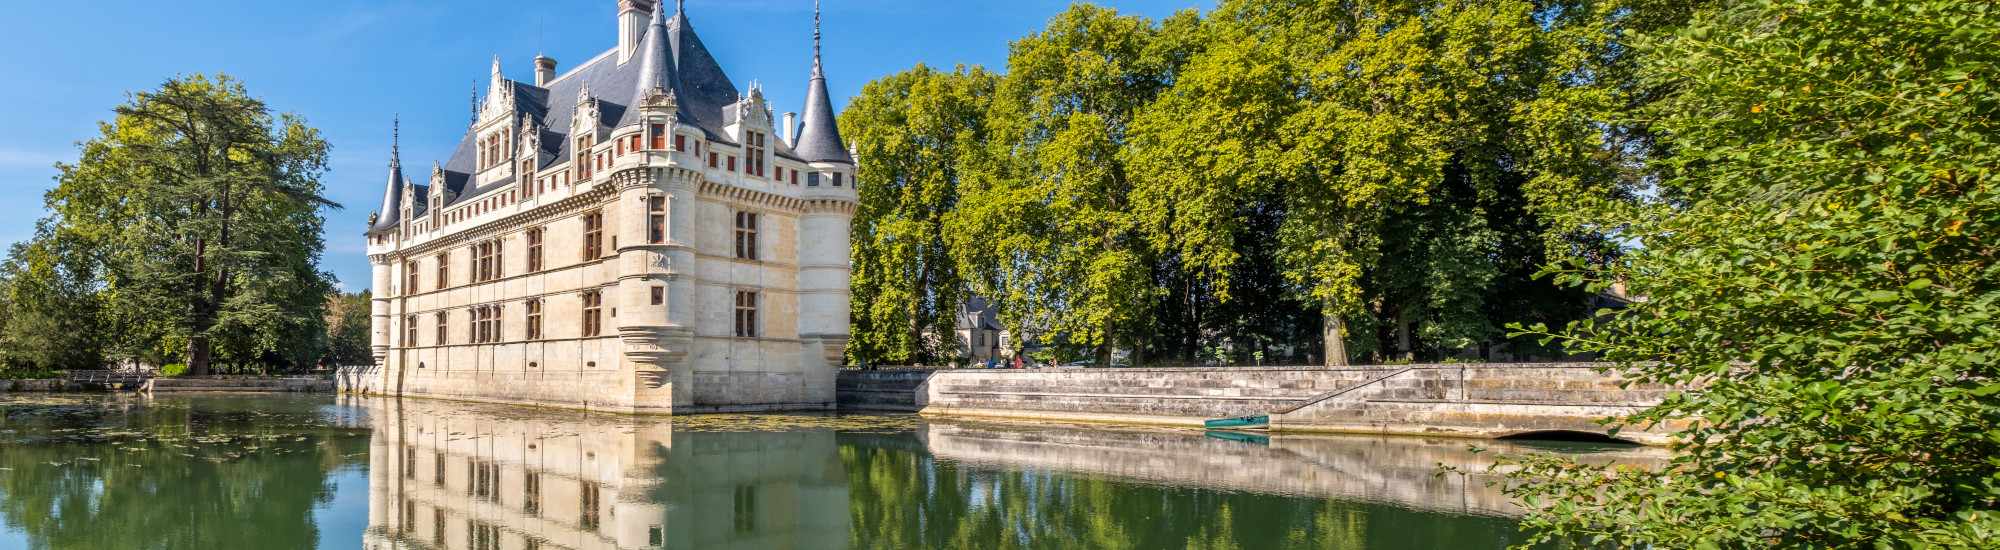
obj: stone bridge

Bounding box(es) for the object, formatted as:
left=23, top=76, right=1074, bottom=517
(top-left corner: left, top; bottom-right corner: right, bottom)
left=838, top=363, right=1687, bottom=445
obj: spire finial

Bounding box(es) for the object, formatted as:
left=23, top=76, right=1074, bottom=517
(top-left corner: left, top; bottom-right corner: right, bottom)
left=470, top=85, right=480, bottom=125
left=813, top=0, right=823, bottom=67
left=391, top=115, right=401, bottom=165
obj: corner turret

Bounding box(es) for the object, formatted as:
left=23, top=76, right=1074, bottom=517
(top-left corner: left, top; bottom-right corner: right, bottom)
left=792, top=0, right=852, bottom=165
left=367, top=117, right=406, bottom=234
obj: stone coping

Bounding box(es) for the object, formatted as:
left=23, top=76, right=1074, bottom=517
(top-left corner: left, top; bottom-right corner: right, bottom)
left=844, top=362, right=1611, bottom=375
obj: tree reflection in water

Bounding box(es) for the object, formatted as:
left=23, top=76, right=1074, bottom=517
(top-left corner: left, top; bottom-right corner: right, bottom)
left=0, top=394, right=370, bottom=550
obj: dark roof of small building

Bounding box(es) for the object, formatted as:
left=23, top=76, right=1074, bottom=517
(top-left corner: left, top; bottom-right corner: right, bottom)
left=958, top=296, right=1002, bottom=332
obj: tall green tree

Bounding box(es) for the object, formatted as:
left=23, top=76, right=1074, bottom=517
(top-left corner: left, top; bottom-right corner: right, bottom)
left=844, top=65, right=1000, bottom=365
left=323, top=291, right=373, bottom=368
left=948, top=5, right=1198, bottom=366
left=1506, top=0, right=1999, bottom=546
left=1125, top=0, right=1661, bottom=365
left=0, top=228, right=108, bottom=373
left=43, top=74, right=336, bottom=373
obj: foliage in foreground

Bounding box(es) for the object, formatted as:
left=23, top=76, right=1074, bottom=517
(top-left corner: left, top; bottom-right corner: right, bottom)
left=1504, top=0, right=1999, bottom=546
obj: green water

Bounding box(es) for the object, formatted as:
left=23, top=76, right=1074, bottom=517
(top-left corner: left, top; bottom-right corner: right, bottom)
left=0, top=393, right=1662, bottom=549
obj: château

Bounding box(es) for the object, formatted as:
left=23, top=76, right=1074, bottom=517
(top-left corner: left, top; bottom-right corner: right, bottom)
left=359, top=0, right=856, bottom=413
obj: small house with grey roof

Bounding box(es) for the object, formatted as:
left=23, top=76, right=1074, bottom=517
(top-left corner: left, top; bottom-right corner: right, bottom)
left=357, top=0, right=856, bottom=413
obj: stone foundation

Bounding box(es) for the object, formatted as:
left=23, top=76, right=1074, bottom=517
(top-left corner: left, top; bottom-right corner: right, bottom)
left=144, top=377, right=333, bottom=393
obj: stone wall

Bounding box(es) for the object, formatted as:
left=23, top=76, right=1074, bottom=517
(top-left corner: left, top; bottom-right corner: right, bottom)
left=0, top=379, right=69, bottom=392
left=838, top=364, right=1687, bottom=443
left=144, top=377, right=333, bottom=393
left=843, top=366, right=1384, bottom=425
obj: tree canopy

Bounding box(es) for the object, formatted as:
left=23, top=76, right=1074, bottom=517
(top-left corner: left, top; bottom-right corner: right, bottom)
left=844, top=0, right=1659, bottom=366
left=0, top=74, right=340, bottom=375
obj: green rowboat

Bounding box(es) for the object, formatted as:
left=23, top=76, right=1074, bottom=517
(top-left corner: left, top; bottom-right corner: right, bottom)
left=1204, top=415, right=1269, bottom=429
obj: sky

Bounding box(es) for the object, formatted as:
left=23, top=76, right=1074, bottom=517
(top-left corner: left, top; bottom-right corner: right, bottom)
left=0, top=0, right=1203, bottom=290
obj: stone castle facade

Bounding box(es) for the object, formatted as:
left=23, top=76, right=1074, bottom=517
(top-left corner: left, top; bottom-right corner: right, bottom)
left=361, top=0, right=855, bottom=413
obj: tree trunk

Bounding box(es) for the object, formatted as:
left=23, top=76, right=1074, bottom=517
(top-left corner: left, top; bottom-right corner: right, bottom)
left=187, top=336, right=212, bottom=376
left=187, top=234, right=213, bottom=377
left=1323, top=305, right=1348, bottom=367
left=1096, top=330, right=1114, bottom=368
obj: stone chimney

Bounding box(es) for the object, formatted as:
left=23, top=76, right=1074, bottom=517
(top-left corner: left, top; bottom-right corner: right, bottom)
left=617, top=0, right=655, bottom=64
left=534, top=55, right=558, bottom=87
left=782, top=112, right=798, bottom=146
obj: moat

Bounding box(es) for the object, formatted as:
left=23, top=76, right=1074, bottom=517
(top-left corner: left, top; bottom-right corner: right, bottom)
left=0, top=393, right=1666, bottom=549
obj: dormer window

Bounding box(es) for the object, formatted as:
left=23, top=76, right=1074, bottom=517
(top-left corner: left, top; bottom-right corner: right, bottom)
left=652, top=125, right=668, bottom=150
left=745, top=132, right=767, bottom=177
left=520, top=160, right=536, bottom=198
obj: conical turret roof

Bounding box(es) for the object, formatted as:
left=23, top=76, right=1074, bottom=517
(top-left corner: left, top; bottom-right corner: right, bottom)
left=793, top=1, right=852, bottom=165
left=368, top=117, right=405, bottom=233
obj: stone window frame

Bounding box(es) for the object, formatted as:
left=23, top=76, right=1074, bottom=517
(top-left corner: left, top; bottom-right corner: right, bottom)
left=647, top=196, right=667, bottom=244
left=650, top=124, right=668, bottom=150
left=436, top=252, right=450, bottom=290
left=473, top=242, right=494, bottom=283
left=404, top=260, right=419, bottom=296
left=582, top=210, right=605, bottom=261
left=526, top=227, right=545, bottom=272
left=733, top=210, right=759, bottom=261
left=745, top=132, right=767, bottom=177
left=575, top=136, right=594, bottom=180
left=471, top=305, right=502, bottom=344
left=403, top=315, right=418, bottom=347
left=582, top=290, right=603, bottom=338
left=580, top=481, right=602, bottom=529
left=734, top=289, right=759, bottom=339
left=523, top=470, right=542, bottom=516
left=436, top=311, right=449, bottom=346
left=525, top=299, right=543, bottom=340
left=520, top=159, right=537, bottom=198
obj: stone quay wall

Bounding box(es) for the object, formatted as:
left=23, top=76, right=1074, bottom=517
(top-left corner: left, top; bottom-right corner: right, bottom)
left=144, top=377, right=333, bottom=393
left=838, top=363, right=1685, bottom=443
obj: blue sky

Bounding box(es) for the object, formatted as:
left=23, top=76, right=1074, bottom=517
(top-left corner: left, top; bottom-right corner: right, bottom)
left=0, top=0, right=1201, bottom=290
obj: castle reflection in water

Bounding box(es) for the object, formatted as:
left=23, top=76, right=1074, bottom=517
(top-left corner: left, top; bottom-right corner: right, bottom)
left=357, top=396, right=1666, bottom=550
left=362, top=397, right=848, bottom=550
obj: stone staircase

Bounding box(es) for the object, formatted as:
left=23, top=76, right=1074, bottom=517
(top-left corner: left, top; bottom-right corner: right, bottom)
left=1270, top=365, right=1679, bottom=443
